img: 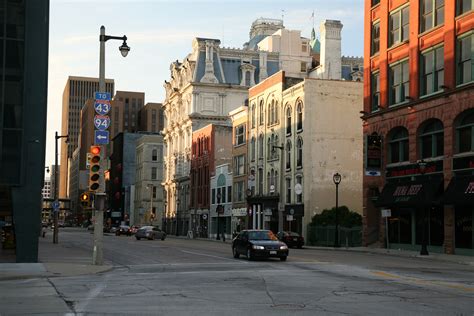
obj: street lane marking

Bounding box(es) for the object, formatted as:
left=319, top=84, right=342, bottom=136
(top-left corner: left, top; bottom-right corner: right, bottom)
left=180, top=250, right=247, bottom=263
left=371, top=270, right=474, bottom=293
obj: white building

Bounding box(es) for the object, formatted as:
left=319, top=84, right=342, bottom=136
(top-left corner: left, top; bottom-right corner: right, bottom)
left=42, top=177, right=51, bottom=199
left=210, top=164, right=233, bottom=240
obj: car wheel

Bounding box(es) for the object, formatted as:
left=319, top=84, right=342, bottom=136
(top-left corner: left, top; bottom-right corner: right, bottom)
left=280, top=256, right=287, bottom=261
left=161, top=235, right=165, bottom=241
left=136, top=237, right=140, bottom=240
left=246, top=249, right=253, bottom=261
left=233, top=247, right=239, bottom=259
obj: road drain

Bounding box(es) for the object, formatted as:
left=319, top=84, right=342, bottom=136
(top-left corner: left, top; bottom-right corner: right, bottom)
left=271, top=303, right=305, bottom=310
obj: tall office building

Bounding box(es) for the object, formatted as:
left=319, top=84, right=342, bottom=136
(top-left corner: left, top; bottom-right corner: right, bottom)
left=0, top=1, right=49, bottom=262
left=362, top=0, right=473, bottom=255
left=59, top=76, right=114, bottom=200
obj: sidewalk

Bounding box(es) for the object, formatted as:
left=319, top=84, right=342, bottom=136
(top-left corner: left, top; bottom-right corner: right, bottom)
left=0, top=229, right=112, bottom=280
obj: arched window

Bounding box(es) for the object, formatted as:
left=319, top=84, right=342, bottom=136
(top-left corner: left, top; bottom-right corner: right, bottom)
left=286, top=106, right=292, bottom=135
left=296, top=175, right=303, bottom=203
left=267, top=171, right=272, bottom=192
left=251, top=104, right=256, bottom=128
left=258, top=134, right=264, bottom=158
left=274, top=135, right=279, bottom=159
left=286, top=140, right=292, bottom=170
left=419, top=120, right=444, bottom=159
left=296, top=137, right=303, bottom=168
left=259, top=100, right=264, bottom=125
left=251, top=137, right=256, bottom=161
left=296, top=101, right=303, bottom=131
left=389, top=127, right=409, bottom=163
left=456, top=110, right=474, bottom=153
left=268, top=101, right=273, bottom=125
left=275, top=101, right=279, bottom=124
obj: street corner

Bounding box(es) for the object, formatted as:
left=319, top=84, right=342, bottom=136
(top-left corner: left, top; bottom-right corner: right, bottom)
left=43, top=262, right=114, bottom=277
left=0, top=263, right=52, bottom=281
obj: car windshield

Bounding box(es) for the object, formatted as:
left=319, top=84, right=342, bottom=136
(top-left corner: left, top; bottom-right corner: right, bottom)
left=248, top=231, right=278, bottom=241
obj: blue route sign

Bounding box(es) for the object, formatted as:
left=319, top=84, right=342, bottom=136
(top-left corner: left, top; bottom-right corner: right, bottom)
left=94, top=130, right=109, bottom=145
left=94, top=101, right=111, bottom=115
left=95, top=92, right=111, bottom=101
left=94, top=115, right=111, bottom=131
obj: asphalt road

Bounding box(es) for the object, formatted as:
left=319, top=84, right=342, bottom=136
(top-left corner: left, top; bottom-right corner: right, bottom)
left=1, top=228, right=473, bottom=315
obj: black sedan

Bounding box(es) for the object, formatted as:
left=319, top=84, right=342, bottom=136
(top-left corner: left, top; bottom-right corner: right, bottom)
left=232, top=230, right=289, bottom=261
left=135, top=226, right=166, bottom=240
left=277, top=231, right=304, bottom=248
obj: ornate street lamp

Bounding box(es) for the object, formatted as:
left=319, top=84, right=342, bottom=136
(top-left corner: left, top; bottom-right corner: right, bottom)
left=333, top=172, right=342, bottom=248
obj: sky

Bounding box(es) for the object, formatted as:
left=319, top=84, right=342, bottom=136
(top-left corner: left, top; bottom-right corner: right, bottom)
left=45, top=0, right=364, bottom=167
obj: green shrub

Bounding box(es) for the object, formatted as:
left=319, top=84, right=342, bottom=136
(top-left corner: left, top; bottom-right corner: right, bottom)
left=310, top=206, right=362, bottom=228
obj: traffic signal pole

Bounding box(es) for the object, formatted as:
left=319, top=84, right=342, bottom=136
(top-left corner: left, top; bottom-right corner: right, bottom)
left=92, top=193, right=106, bottom=265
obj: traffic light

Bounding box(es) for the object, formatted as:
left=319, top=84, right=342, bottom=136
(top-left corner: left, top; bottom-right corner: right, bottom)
left=89, top=146, right=101, bottom=192
left=80, top=192, right=90, bottom=207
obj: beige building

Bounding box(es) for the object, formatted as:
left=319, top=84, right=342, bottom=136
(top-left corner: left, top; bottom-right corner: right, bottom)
left=248, top=71, right=363, bottom=237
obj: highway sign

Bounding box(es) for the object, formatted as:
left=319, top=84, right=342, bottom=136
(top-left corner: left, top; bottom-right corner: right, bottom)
left=95, top=92, right=111, bottom=101
left=94, top=130, right=109, bottom=145
left=94, top=115, right=111, bottom=131
left=94, top=101, right=111, bottom=115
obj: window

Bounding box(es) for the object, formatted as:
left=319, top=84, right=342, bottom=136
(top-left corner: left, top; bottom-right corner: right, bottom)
left=250, top=137, right=256, bottom=161
left=456, top=111, right=474, bottom=153
left=286, top=140, right=292, bottom=170
left=457, top=0, right=473, bottom=15
left=235, top=124, right=246, bottom=146
left=371, top=72, right=380, bottom=112
left=300, top=62, right=307, bottom=72
left=457, top=33, right=473, bottom=86
left=296, top=101, right=303, bottom=131
left=389, top=127, right=409, bottom=163
left=296, top=137, right=303, bottom=168
left=372, top=0, right=380, bottom=5
left=420, top=46, right=444, bottom=96
left=152, top=186, right=157, bottom=199
left=296, top=176, right=303, bottom=203
left=419, top=120, right=444, bottom=158
left=371, top=21, right=380, bottom=55
left=234, top=155, right=245, bottom=175
left=389, top=6, right=409, bottom=47
left=258, top=168, right=264, bottom=194
left=259, top=101, right=264, bottom=125
left=234, top=181, right=244, bottom=202
left=151, top=167, right=157, bottom=180
left=286, top=106, right=292, bottom=135
left=227, top=186, right=232, bottom=203
left=302, top=42, right=308, bottom=53
left=212, top=188, right=215, bottom=204
left=258, top=134, right=264, bottom=158
left=251, top=104, right=256, bottom=128
left=267, top=134, right=279, bottom=160
left=286, top=178, right=292, bottom=203
left=152, top=149, right=158, bottom=161
left=389, top=60, right=410, bottom=105
left=421, top=0, right=444, bottom=33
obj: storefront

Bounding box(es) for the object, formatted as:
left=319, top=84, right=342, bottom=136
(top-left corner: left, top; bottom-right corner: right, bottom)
left=283, top=204, right=304, bottom=234
left=231, top=208, right=247, bottom=235
left=247, top=195, right=279, bottom=233
left=376, top=174, right=445, bottom=252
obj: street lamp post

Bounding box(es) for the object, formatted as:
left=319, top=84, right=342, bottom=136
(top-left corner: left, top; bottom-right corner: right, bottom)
left=99, top=25, right=130, bottom=91
left=272, top=144, right=284, bottom=232
left=417, top=159, right=429, bottom=256
left=216, top=192, right=222, bottom=240
left=53, top=131, right=68, bottom=244
left=333, top=173, right=342, bottom=248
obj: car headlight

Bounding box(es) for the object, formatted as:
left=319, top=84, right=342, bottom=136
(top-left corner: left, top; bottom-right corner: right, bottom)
left=280, top=245, right=288, bottom=250
left=252, top=245, right=265, bottom=250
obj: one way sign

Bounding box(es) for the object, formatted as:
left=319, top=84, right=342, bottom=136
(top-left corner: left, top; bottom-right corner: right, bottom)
left=94, top=130, right=109, bottom=145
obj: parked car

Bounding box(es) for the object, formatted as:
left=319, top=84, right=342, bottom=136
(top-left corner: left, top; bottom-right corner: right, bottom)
left=109, top=226, right=119, bottom=234
left=232, top=230, right=288, bottom=261
left=276, top=231, right=304, bottom=249
left=135, top=226, right=166, bottom=240
left=115, top=225, right=132, bottom=236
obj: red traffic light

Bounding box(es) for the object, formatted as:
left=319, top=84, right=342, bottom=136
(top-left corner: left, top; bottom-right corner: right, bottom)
left=91, top=146, right=101, bottom=155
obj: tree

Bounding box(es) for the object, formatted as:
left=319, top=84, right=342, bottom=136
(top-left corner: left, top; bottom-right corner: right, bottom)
left=310, top=206, right=362, bottom=228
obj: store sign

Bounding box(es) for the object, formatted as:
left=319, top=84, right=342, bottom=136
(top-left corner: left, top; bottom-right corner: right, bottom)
left=386, top=160, right=443, bottom=178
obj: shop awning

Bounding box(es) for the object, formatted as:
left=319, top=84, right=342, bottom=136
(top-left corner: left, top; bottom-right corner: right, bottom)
left=444, top=175, right=474, bottom=206
left=376, top=177, right=444, bottom=208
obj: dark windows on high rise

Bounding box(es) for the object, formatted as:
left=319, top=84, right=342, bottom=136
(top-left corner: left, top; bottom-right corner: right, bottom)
left=457, top=33, right=473, bottom=86
left=420, top=45, right=444, bottom=95
left=456, top=110, right=474, bottom=153
left=389, top=59, right=410, bottom=105
left=371, top=72, right=380, bottom=112
left=457, top=0, right=473, bottom=15
left=420, top=0, right=444, bottom=33
left=371, top=21, right=380, bottom=55
left=389, top=127, right=409, bottom=163
left=389, top=6, right=409, bottom=47
left=419, top=120, right=444, bottom=159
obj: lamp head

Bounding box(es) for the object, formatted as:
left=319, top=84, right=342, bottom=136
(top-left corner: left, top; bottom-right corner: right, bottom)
left=119, top=39, right=130, bottom=57
left=333, top=173, right=342, bottom=185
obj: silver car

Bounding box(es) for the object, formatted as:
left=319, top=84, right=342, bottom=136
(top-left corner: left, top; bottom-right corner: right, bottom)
left=135, top=226, right=166, bottom=241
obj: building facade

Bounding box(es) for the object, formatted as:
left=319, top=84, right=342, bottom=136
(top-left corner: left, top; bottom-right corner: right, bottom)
left=42, top=178, right=51, bottom=199
left=139, top=102, right=165, bottom=133
left=0, top=1, right=49, bottom=262
left=230, top=106, right=250, bottom=232
left=134, top=134, right=165, bottom=227
left=248, top=71, right=364, bottom=237
left=362, top=0, right=473, bottom=255
left=60, top=77, right=114, bottom=199
left=162, top=19, right=313, bottom=235
left=210, top=164, right=233, bottom=239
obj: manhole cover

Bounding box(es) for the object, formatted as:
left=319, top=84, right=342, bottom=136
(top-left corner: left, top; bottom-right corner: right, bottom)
left=271, top=303, right=305, bottom=310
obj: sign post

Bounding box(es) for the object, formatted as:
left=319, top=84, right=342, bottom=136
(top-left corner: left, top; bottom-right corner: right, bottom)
left=381, top=209, right=391, bottom=252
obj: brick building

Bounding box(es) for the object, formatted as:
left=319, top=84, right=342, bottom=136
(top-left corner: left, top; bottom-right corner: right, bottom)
left=362, top=0, right=473, bottom=255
